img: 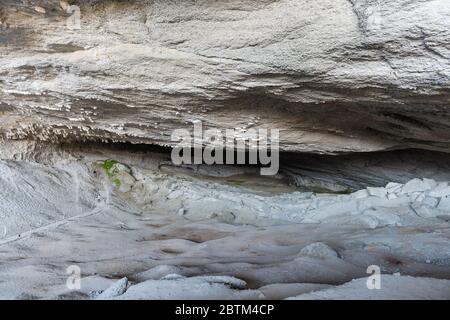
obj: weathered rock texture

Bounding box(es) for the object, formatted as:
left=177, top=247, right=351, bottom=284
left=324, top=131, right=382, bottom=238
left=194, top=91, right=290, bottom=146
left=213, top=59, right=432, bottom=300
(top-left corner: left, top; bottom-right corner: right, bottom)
left=0, top=0, right=449, bottom=153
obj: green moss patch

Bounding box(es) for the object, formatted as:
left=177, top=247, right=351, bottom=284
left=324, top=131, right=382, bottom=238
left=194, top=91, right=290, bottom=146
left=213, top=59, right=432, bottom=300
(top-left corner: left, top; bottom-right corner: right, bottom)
left=98, top=159, right=118, bottom=177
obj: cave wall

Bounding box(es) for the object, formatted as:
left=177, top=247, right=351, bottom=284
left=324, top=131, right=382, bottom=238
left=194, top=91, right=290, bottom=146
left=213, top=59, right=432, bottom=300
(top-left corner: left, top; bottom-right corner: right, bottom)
left=0, top=0, right=449, bottom=153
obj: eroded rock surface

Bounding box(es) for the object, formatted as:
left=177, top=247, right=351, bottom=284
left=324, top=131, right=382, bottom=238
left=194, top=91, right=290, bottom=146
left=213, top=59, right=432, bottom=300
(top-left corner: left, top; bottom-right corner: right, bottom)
left=0, top=0, right=449, bottom=153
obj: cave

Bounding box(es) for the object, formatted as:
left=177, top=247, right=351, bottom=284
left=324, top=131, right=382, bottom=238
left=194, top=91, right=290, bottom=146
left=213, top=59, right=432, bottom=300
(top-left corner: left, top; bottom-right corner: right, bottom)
left=0, top=0, right=449, bottom=302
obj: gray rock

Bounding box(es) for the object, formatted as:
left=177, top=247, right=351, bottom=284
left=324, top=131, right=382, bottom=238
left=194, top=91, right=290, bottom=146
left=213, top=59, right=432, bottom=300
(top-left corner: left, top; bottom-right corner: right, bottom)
left=367, top=187, right=387, bottom=198
left=116, top=171, right=136, bottom=193
left=351, top=189, right=369, bottom=199
left=401, top=179, right=434, bottom=195
left=437, top=215, right=450, bottom=222
left=387, top=193, right=399, bottom=200
left=96, top=277, right=129, bottom=300
left=386, top=182, right=403, bottom=194
left=429, top=184, right=450, bottom=198
left=111, top=163, right=132, bottom=174
left=411, top=192, right=426, bottom=202
left=298, top=242, right=339, bottom=260
left=363, top=208, right=402, bottom=227
left=411, top=203, right=438, bottom=218
left=133, top=265, right=183, bottom=282
left=437, top=196, right=450, bottom=211
left=423, top=197, right=439, bottom=208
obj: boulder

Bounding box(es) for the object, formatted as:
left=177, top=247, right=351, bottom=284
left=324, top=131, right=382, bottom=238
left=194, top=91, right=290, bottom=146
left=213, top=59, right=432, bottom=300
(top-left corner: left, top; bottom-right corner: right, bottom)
left=437, top=196, right=450, bottom=211
left=363, top=208, right=402, bottom=227
left=411, top=203, right=438, bottom=218
left=401, top=179, right=435, bottom=195
left=386, top=182, right=403, bottom=194
left=367, top=187, right=387, bottom=198
left=429, top=183, right=450, bottom=198
left=351, top=189, right=369, bottom=199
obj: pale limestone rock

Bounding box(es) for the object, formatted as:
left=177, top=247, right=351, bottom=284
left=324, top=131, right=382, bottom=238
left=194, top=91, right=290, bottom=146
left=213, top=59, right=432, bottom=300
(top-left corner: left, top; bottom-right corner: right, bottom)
left=107, top=162, right=136, bottom=192
left=96, top=277, right=129, bottom=300
left=111, top=163, right=132, bottom=174
left=133, top=265, right=183, bottom=282
left=351, top=189, right=369, bottom=199
left=60, top=1, right=70, bottom=11
left=298, top=242, right=339, bottom=260
left=33, top=6, right=46, bottom=14
left=401, top=179, right=434, bottom=194
left=322, top=214, right=380, bottom=229
left=437, top=196, right=450, bottom=211
left=112, top=276, right=260, bottom=300
left=116, top=171, right=136, bottom=193
left=429, top=184, right=450, bottom=198
left=367, top=187, right=387, bottom=198
left=363, top=208, right=402, bottom=227
left=423, top=179, right=437, bottom=190
left=411, top=203, right=438, bottom=218
left=423, top=197, right=439, bottom=208
left=288, top=276, right=450, bottom=300
left=411, top=192, right=426, bottom=202
left=387, top=193, right=398, bottom=200
left=386, top=182, right=403, bottom=194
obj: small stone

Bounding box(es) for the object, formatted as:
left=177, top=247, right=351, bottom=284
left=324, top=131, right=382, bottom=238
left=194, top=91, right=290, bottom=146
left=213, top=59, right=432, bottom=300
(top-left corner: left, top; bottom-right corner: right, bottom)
left=116, top=171, right=136, bottom=193
left=367, top=187, right=387, bottom=198
left=60, top=1, right=70, bottom=10
left=111, top=162, right=131, bottom=174
left=161, top=274, right=184, bottom=280
left=34, top=6, right=46, bottom=14
left=133, top=265, right=182, bottom=282
left=88, top=290, right=103, bottom=299
left=96, top=278, right=128, bottom=300
left=298, top=242, right=339, bottom=260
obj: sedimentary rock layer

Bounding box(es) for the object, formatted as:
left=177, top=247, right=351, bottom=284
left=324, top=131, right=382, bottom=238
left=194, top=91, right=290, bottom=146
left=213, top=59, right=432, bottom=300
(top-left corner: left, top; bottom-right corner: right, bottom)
left=0, top=0, right=449, bottom=153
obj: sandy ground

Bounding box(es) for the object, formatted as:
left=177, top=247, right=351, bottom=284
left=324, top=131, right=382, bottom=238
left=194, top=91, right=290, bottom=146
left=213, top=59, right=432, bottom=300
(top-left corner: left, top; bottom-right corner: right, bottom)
left=0, top=144, right=449, bottom=299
